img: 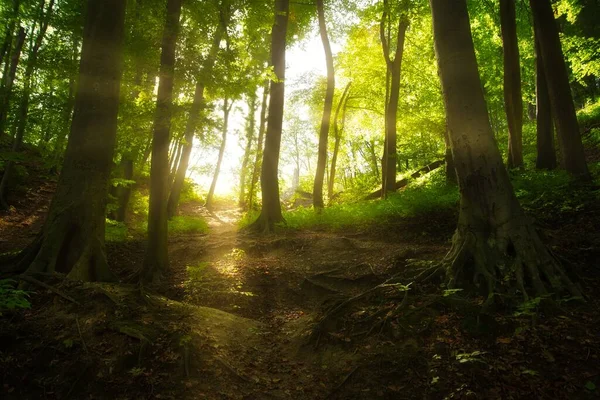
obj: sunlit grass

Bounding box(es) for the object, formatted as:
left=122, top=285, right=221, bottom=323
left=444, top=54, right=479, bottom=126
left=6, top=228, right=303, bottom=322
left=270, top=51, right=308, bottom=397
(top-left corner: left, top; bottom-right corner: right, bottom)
left=168, top=216, right=209, bottom=234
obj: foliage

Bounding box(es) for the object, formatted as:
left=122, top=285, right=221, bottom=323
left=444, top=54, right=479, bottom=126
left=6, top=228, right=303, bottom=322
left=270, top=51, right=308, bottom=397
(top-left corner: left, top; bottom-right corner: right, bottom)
left=0, top=280, right=30, bottom=316
left=168, top=216, right=209, bottom=235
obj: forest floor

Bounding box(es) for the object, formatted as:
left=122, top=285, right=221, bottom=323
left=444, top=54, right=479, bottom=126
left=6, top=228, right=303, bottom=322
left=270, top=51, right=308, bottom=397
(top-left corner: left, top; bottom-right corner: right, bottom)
left=1, top=185, right=600, bottom=399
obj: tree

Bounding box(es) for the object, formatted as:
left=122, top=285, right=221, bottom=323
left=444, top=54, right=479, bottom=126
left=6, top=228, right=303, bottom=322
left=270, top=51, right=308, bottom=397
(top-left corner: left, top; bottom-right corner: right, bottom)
left=142, top=0, right=182, bottom=282
left=328, top=82, right=351, bottom=202
left=248, top=82, right=269, bottom=210
left=500, top=0, right=524, bottom=169
left=380, top=0, right=409, bottom=197
left=429, top=0, right=580, bottom=304
left=534, top=33, right=556, bottom=170
left=166, top=3, right=229, bottom=218
left=7, top=0, right=126, bottom=280
left=530, top=0, right=589, bottom=179
left=205, top=98, right=232, bottom=209
left=249, top=0, right=289, bottom=233
left=239, top=92, right=257, bottom=209
left=313, top=0, right=335, bottom=209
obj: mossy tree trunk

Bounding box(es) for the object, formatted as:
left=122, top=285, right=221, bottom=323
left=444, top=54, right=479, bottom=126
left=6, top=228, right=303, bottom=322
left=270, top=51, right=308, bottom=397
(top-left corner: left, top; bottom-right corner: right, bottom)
left=328, top=82, right=351, bottom=203
left=430, top=0, right=580, bottom=304
left=500, top=0, right=524, bottom=169
left=529, top=0, right=589, bottom=179
left=0, top=27, right=25, bottom=135
left=10, top=0, right=126, bottom=281
left=142, top=0, right=182, bottom=282
left=313, top=0, right=335, bottom=210
left=239, top=92, right=257, bottom=209
left=249, top=0, right=288, bottom=233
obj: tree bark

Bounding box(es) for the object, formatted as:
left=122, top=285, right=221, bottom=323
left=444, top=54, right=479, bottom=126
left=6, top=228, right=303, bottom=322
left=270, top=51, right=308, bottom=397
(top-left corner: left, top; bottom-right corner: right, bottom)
left=380, top=1, right=409, bottom=197
left=328, top=82, right=351, bottom=203
left=529, top=0, right=589, bottom=179
left=534, top=34, right=556, bottom=170
left=205, top=98, right=231, bottom=210
left=430, top=0, right=579, bottom=303
left=142, top=0, right=182, bottom=282
left=248, top=82, right=269, bottom=210
left=443, top=126, right=457, bottom=184
left=167, top=5, right=228, bottom=218
left=5, top=0, right=126, bottom=281
left=249, top=0, right=289, bottom=233
left=313, top=0, right=335, bottom=209
left=239, top=92, right=257, bottom=209
left=500, top=0, right=524, bottom=169
left=0, top=0, right=21, bottom=74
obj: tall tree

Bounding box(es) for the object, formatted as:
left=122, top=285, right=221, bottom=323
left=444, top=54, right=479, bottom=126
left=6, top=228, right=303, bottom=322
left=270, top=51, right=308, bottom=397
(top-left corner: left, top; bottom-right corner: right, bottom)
left=328, top=82, right=351, bottom=202
left=142, top=0, right=182, bottom=282
left=248, top=82, right=269, bottom=210
left=500, top=0, right=524, bottom=169
left=205, top=98, right=231, bottom=210
left=7, top=0, right=126, bottom=280
left=313, top=0, right=335, bottom=209
left=0, top=0, right=21, bottom=73
left=249, top=0, right=289, bottom=232
left=529, top=0, right=589, bottom=179
left=167, top=4, right=229, bottom=218
left=0, top=0, right=55, bottom=208
left=380, top=0, right=409, bottom=197
left=429, top=0, right=579, bottom=304
left=0, top=26, right=25, bottom=135
left=239, top=92, right=257, bottom=209
left=534, top=33, right=556, bottom=170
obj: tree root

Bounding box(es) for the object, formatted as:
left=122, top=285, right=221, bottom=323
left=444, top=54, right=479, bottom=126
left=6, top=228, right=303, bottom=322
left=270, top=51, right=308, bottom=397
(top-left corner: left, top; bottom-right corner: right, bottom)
left=17, top=275, right=81, bottom=305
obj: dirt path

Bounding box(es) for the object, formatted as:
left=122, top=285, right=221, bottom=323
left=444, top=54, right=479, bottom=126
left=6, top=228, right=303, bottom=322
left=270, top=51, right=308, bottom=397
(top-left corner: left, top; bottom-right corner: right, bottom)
left=159, top=203, right=448, bottom=399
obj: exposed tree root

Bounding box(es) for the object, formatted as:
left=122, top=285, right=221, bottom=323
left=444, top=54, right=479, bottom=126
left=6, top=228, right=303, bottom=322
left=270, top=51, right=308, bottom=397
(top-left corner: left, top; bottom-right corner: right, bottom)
left=441, top=221, right=582, bottom=307
left=16, top=274, right=80, bottom=305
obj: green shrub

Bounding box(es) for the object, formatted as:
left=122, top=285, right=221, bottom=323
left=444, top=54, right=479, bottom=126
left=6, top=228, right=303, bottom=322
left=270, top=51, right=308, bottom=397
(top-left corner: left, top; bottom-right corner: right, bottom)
left=0, top=279, right=30, bottom=316
left=105, top=219, right=130, bottom=242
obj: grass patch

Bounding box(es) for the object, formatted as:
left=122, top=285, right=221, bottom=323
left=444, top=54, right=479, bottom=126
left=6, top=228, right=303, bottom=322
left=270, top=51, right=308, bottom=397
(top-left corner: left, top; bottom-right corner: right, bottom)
left=169, top=216, right=209, bottom=235
left=105, top=219, right=130, bottom=242
left=279, top=169, right=459, bottom=231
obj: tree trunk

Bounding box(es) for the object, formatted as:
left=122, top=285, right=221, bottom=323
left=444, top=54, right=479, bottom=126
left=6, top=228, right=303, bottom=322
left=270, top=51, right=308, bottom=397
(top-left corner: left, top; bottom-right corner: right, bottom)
left=328, top=82, right=351, bottom=203
left=0, top=26, right=25, bottom=135
left=529, top=0, right=589, bottom=179
left=248, top=82, right=269, bottom=210
left=205, top=98, right=230, bottom=210
left=142, top=0, right=182, bottom=282
left=443, top=126, right=457, bottom=184
left=430, top=0, right=580, bottom=304
left=534, top=34, right=556, bottom=170
left=239, top=92, right=257, bottom=209
left=380, top=2, right=409, bottom=197
left=313, top=0, right=335, bottom=210
left=6, top=0, right=126, bottom=281
left=167, top=6, right=228, bottom=218
left=500, top=0, right=524, bottom=169
left=249, top=0, right=288, bottom=233
left=0, top=0, right=54, bottom=208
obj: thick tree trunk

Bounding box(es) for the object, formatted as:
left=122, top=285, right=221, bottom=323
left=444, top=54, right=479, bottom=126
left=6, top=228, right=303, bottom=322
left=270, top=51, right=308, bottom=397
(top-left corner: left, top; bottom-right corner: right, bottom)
left=205, top=98, right=230, bottom=210
left=239, top=93, right=257, bottom=209
left=500, top=0, right=524, bottom=169
left=380, top=3, right=408, bottom=197
left=313, top=0, right=335, bottom=209
left=248, top=82, right=269, bottom=210
left=142, top=0, right=182, bottom=282
left=529, top=0, right=589, bottom=179
left=328, top=82, right=351, bottom=203
left=5, top=0, right=126, bottom=281
left=534, top=35, right=556, bottom=170
left=167, top=7, right=228, bottom=218
left=249, top=0, right=288, bottom=233
left=430, top=0, right=579, bottom=303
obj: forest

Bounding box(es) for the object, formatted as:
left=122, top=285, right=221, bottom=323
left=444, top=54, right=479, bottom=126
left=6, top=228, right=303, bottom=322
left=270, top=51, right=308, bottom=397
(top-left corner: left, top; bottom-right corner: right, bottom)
left=0, top=0, right=599, bottom=398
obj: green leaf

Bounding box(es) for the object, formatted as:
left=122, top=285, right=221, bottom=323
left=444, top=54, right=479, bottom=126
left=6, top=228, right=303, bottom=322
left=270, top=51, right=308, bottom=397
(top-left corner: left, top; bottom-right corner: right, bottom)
left=585, top=381, right=596, bottom=391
